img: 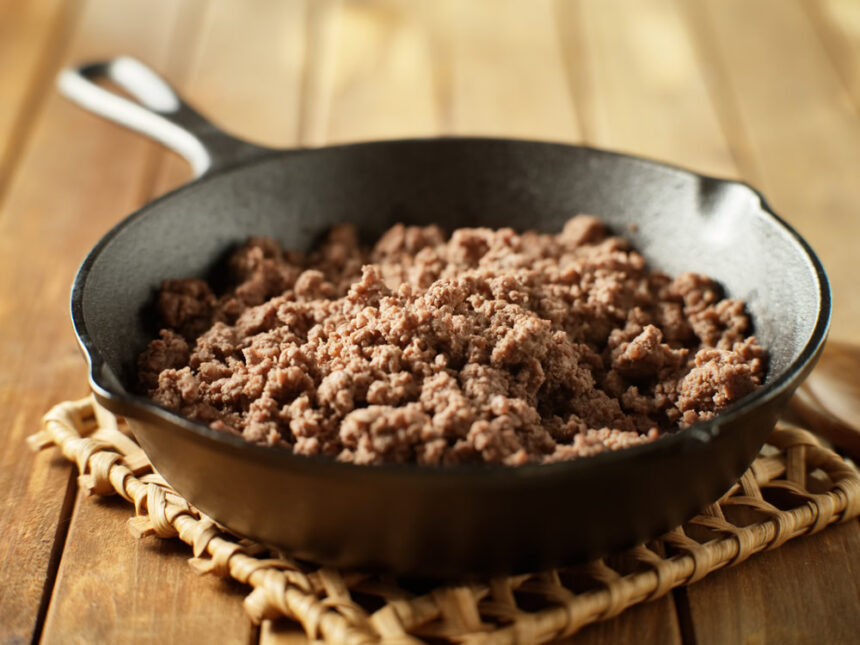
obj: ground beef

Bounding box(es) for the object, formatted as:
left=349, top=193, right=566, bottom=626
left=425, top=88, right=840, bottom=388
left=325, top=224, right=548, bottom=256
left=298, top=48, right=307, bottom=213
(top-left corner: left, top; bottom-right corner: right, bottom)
left=138, top=216, right=765, bottom=466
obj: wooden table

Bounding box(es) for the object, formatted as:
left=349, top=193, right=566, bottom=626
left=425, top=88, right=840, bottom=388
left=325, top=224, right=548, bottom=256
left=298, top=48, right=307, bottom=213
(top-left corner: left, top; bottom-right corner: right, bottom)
left=1, top=1, right=859, bottom=643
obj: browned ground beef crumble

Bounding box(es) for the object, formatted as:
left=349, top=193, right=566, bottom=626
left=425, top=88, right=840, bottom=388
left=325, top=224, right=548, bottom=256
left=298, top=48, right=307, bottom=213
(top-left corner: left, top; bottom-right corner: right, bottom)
left=138, top=216, right=765, bottom=465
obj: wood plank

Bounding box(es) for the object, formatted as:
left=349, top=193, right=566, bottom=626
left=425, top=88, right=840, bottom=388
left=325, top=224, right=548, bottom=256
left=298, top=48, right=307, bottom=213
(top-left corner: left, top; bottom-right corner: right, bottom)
left=0, top=1, right=244, bottom=642
left=557, top=0, right=738, bottom=178
left=296, top=0, right=340, bottom=147
left=37, top=2, right=310, bottom=642
left=42, top=492, right=254, bottom=645
left=555, top=0, right=749, bottom=640
left=0, top=447, right=75, bottom=645
left=0, top=0, right=80, bottom=610
left=0, top=0, right=73, bottom=193
left=322, top=0, right=440, bottom=144
left=801, top=0, right=860, bottom=113
left=0, top=0, right=91, bottom=641
left=183, top=0, right=307, bottom=149
left=431, top=0, right=580, bottom=141
left=685, top=0, right=860, bottom=344
left=149, top=0, right=308, bottom=198
left=682, top=521, right=860, bottom=644
left=558, top=599, right=683, bottom=645
left=555, top=0, right=860, bottom=640
left=673, top=0, right=860, bottom=639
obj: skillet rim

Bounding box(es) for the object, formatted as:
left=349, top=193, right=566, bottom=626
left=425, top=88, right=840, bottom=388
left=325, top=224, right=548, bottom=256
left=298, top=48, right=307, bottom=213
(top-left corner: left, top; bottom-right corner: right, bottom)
left=71, top=136, right=831, bottom=482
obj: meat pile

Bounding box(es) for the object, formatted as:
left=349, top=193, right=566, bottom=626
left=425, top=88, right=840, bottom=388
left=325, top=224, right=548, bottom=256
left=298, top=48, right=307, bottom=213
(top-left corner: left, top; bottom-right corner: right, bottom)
left=138, top=216, right=765, bottom=465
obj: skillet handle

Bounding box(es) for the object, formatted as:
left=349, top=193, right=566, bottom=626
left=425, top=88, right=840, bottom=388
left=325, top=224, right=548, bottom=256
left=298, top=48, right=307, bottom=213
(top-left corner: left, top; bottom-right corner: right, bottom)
left=57, top=57, right=272, bottom=178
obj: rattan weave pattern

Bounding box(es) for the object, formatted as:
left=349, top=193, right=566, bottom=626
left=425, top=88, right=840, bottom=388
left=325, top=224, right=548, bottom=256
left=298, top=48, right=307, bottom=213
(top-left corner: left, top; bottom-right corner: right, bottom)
left=28, top=397, right=860, bottom=644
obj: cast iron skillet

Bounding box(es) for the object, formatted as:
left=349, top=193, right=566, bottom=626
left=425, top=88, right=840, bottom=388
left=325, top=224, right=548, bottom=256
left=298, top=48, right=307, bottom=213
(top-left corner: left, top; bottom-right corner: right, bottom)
left=59, top=57, right=830, bottom=577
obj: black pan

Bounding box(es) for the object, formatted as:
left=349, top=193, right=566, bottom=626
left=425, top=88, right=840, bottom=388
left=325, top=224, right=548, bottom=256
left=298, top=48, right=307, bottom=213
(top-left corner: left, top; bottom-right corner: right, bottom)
left=59, top=57, right=830, bottom=577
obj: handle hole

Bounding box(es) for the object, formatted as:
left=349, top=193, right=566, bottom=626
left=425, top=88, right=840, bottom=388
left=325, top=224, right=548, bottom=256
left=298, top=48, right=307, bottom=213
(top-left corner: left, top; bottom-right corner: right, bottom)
left=107, top=57, right=180, bottom=114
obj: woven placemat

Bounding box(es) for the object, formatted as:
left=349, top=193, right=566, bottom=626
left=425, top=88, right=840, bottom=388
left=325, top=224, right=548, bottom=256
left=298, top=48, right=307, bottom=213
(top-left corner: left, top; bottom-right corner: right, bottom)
left=29, top=397, right=860, bottom=644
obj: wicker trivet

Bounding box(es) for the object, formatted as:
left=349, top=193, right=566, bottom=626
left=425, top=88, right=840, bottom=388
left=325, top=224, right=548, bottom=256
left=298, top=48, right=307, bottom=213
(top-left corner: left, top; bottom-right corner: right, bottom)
left=29, top=397, right=860, bottom=644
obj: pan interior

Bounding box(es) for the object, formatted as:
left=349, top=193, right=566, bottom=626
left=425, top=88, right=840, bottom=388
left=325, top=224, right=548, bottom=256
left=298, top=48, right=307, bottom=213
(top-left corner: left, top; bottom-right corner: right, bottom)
left=76, top=140, right=822, bottom=395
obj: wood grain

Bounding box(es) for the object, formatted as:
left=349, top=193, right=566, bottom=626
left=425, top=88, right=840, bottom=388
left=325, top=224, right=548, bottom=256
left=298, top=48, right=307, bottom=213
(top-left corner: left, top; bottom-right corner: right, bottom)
left=432, top=0, right=580, bottom=141
left=147, top=0, right=309, bottom=199
left=673, top=0, right=860, bottom=640
left=0, top=1, right=241, bottom=643
left=560, top=2, right=860, bottom=642
left=682, top=521, right=860, bottom=644
left=41, top=493, right=254, bottom=645
left=0, top=0, right=76, bottom=194
left=558, top=599, right=683, bottom=645
left=0, top=0, right=158, bottom=639
left=687, top=0, right=860, bottom=344
left=322, top=0, right=440, bottom=144
left=559, top=0, right=738, bottom=179
left=801, top=0, right=860, bottom=113
left=37, top=1, right=309, bottom=643
left=183, top=0, right=307, bottom=149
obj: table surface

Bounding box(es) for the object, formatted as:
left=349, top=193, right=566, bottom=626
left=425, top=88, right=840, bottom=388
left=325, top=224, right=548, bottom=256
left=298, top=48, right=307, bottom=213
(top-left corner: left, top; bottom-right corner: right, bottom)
left=2, top=0, right=859, bottom=643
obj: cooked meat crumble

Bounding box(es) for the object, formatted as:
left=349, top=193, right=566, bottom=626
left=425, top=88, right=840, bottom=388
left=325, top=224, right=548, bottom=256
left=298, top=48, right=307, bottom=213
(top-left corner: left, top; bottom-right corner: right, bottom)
left=138, top=216, right=765, bottom=465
